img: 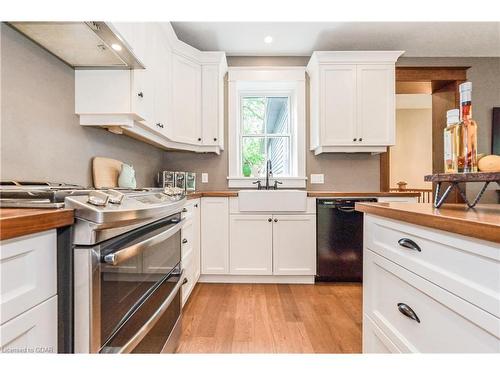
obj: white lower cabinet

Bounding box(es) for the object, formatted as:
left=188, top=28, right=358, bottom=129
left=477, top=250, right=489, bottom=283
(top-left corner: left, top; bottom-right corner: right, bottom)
left=201, top=197, right=229, bottom=275
left=230, top=215, right=273, bottom=275
left=0, top=230, right=58, bottom=353
left=227, top=213, right=316, bottom=277
left=272, top=215, right=316, bottom=275
left=363, top=214, right=500, bottom=353
left=181, top=199, right=201, bottom=306
left=0, top=296, right=57, bottom=354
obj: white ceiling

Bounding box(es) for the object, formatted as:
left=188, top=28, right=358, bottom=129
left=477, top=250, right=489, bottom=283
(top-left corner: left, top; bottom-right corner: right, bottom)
left=171, top=22, right=500, bottom=57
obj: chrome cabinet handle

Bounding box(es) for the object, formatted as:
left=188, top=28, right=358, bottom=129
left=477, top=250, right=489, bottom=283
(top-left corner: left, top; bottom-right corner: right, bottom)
left=397, top=303, right=421, bottom=323
left=398, top=238, right=421, bottom=252
left=103, top=270, right=185, bottom=353
left=103, top=219, right=184, bottom=265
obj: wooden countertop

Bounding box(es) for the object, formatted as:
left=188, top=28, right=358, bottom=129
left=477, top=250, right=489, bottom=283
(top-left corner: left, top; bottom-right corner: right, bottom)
left=355, top=202, right=500, bottom=243
left=0, top=208, right=74, bottom=241
left=306, top=191, right=420, bottom=197
left=187, top=191, right=420, bottom=199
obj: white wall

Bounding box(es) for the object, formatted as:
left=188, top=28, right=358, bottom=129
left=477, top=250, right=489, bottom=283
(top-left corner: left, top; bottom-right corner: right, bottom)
left=390, top=108, right=433, bottom=189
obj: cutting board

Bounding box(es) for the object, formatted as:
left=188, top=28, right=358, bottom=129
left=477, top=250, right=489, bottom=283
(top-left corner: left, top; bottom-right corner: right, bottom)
left=92, top=157, right=123, bottom=188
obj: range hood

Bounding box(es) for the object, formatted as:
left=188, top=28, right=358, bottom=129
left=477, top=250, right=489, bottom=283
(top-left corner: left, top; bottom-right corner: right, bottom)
left=9, top=22, right=144, bottom=69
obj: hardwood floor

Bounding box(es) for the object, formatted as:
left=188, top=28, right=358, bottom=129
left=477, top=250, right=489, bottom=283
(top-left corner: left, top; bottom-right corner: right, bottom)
left=176, top=282, right=362, bottom=353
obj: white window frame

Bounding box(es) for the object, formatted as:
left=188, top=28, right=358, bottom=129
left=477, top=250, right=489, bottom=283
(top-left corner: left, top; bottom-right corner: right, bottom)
left=239, top=92, right=293, bottom=177
left=228, top=67, right=307, bottom=189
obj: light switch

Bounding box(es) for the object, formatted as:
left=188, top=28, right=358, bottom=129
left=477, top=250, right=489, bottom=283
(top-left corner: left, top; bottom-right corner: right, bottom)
left=310, top=174, right=324, bottom=184
left=201, top=173, right=208, bottom=183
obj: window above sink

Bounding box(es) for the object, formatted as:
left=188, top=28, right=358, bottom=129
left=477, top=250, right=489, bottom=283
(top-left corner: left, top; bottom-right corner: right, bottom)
left=227, top=67, right=307, bottom=189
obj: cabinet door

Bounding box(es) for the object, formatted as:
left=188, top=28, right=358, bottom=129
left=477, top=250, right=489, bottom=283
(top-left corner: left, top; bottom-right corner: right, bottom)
left=151, top=25, right=172, bottom=136
left=272, top=215, right=316, bottom=275
left=201, top=198, right=229, bottom=274
left=230, top=215, right=273, bottom=275
left=320, top=65, right=357, bottom=145
left=356, top=64, right=395, bottom=145
left=0, top=295, right=57, bottom=354
left=172, top=53, right=202, bottom=144
left=131, top=24, right=155, bottom=125
left=201, top=64, right=221, bottom=146
left=191, top=200, right=201, bottom=282
left=1, top=230, right=57, bottom=325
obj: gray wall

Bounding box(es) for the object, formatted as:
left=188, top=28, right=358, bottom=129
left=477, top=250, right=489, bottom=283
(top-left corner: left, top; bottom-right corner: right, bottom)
left=0, top=24, right=164, bottom=187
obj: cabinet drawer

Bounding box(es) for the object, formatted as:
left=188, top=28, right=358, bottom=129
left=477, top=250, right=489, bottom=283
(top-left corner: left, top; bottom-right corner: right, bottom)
left=181, top=249, right=195, bottom=307
left=0, top=295, right=57, bottom=353
left=365, top=215, right=500, bottom=318
left=182, top=200, right=199, bottom=220
left=181, top=220, right=194, bottom=260
left=363, top=314, right=401, bottom=353
left=364, top=249, right=500, bottom=353
left=1, top=230, right=57, bottom=324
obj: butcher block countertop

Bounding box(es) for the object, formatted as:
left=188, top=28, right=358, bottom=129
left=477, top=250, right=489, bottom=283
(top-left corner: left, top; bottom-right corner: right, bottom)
left=355, top=202, right=500, bottom=243
left=187, top=191, right=420, bottom=199
left=0, top=208, right=74, bottom=241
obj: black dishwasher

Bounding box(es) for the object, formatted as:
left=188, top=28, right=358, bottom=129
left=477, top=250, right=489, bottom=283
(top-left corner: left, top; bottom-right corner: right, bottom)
left=316, top=198, right=377, bottom=282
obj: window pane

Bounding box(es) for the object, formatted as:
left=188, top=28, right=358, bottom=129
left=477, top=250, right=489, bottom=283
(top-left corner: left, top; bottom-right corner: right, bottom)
left=242, top=137, right=266, bottom=177
left=242, top=97, right=265, bottom=135
left=267, top=137, right=290, bottom=176
left=265, top=97, right=289, bottom=135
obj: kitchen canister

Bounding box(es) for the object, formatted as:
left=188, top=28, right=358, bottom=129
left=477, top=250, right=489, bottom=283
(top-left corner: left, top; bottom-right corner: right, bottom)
left=174, top=172, right=186, bottom=190
left=186, top=172, right=196, bottom=192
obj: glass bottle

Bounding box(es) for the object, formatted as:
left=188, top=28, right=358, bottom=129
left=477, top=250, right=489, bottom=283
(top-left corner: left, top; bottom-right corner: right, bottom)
left=444, top=109, right=460, bottom=173
left=457, top=82, right=478, bottom=173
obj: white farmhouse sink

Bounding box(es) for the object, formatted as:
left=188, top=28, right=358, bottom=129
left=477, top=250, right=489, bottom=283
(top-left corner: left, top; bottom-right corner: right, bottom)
left=238, top=190, right=307, bottom=212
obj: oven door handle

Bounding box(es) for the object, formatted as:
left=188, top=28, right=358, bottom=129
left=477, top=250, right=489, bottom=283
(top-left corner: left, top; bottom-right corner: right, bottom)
left=103, top=219, right=184, bottom=266
left=102, top=269, right=184, bottom=354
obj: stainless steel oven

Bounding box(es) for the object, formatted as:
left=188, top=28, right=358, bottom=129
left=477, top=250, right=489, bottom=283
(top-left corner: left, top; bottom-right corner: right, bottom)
left=74, top=212, right=184, bottom=353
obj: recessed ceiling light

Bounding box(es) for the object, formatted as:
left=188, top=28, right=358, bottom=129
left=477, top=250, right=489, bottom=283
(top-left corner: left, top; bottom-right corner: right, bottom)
left=111, top=43, right=122, bottom=51
left=264, top=36, right=273, bottom=44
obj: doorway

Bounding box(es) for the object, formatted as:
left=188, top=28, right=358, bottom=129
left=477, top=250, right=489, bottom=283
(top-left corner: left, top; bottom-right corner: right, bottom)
left=380, top=67, right=469, bottom=203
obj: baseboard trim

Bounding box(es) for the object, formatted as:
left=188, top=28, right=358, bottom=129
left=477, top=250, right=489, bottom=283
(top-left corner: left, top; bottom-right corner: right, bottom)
left=199, top=274, right=315, bottom=284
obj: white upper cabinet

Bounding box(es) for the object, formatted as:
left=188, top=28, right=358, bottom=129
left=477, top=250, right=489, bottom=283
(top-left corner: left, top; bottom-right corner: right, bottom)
left=356, top=64, right=396, bottom=145
left=320, top=65, right=357, bottom=145
left=75, top=22, right=227, bottom=154
left=307, top=51, right=403, bottom=154
left=172, top=53, right=202, bottom=144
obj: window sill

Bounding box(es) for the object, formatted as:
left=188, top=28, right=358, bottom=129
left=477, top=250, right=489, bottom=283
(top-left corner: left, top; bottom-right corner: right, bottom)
left=227, top=176, right=307, bottom=189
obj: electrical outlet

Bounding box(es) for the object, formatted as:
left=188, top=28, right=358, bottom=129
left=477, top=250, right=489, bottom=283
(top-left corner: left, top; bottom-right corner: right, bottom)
left=310, top=174, right=324, bottom=184
left=201, top=173, right=208, bottom=183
